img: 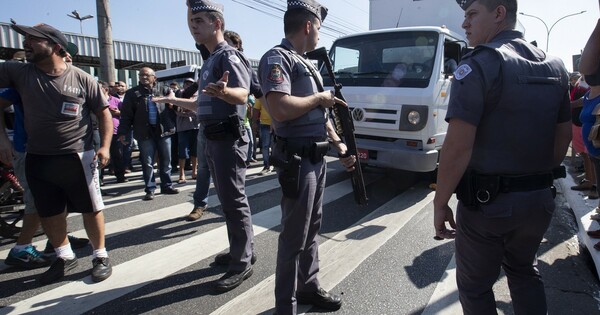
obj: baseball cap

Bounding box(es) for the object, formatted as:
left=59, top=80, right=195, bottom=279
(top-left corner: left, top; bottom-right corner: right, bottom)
left=184, top=78, right=195, bottom=83
left=11, top=23, right=69, bottom=50
left=66, top=42, right=78, bottom=56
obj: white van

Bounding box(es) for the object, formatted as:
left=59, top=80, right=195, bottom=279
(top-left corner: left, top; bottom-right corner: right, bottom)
left=323, top=26, right=467, bottom=172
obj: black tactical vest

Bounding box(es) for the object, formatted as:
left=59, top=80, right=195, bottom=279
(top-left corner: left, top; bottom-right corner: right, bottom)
left=469, top=39, right=569, bottom=174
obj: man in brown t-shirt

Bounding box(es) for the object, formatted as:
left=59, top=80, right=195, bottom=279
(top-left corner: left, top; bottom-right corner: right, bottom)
left=0, top=23, right=113, bottom=284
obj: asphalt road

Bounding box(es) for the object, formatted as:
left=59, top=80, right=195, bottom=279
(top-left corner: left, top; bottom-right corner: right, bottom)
left=0, top=156, right=598, bottom=315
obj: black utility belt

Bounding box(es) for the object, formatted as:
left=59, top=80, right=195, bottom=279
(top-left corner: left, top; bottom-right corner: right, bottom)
left=203, top=115, right=244, bottom=141
left=456, top=166, right=565, bottom=206
left=273, top=136, right=329, bottom=164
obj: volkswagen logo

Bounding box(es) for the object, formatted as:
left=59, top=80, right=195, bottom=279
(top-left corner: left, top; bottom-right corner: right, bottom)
left=351, top=108, right=366, bottom=122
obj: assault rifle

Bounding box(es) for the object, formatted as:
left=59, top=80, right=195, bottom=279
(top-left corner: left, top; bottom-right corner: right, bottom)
left=306, top=47, right=368, bottom=205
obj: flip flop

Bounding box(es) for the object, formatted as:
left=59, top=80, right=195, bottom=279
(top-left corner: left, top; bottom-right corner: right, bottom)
left=178, top=179, right=187, bottom=184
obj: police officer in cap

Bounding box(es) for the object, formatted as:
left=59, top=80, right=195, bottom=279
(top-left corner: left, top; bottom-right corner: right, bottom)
left=182, top=0, right=255, bottom=292
left=259, top=0, right=356, bottom=314
left=433, top=0, right=571, bottom=314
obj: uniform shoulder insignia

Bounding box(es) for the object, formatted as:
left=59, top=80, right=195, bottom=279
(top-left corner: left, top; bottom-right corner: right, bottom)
left=228, top=55, right=241, bottom=64
left=267, top=64, right=284, bottom=84
left=454, top=64, right=472, bottom=80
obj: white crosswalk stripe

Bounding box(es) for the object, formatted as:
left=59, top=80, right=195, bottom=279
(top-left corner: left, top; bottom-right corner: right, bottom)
left=0, top=159, right=463, bottom=315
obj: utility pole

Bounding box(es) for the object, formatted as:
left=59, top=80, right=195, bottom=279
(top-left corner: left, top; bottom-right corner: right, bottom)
left=96, top=0, right=115, bottom=84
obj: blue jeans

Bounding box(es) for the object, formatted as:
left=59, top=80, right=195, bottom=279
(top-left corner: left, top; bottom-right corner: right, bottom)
left=193, top=124, right=210, bottom=208
left=123, top=131, right=133, bottom=169
left=245, top=124, right=254, bottom=162
left=137, top=135, right=173, bottom=193
left=260, top=124, right=271, bottom=168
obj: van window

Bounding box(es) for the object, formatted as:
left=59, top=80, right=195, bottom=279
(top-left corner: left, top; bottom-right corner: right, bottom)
left=325, top=31, right=439, bottom=88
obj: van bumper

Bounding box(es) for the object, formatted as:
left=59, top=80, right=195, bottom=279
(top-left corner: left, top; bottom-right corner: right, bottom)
left=356, top=139, right=439, bottom=172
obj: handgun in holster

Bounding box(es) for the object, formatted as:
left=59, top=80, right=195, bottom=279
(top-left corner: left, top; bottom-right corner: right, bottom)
left=227, top=114, right=245, bottom=140
left=270, top=153, right=301, bottom=199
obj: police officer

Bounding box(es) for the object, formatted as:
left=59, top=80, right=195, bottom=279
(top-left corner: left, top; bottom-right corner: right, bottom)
left=186, top=0, right=254, bottom=292
left=433, top=1, right=571, bottom=314
left=259, top=1, right=356, bottom=314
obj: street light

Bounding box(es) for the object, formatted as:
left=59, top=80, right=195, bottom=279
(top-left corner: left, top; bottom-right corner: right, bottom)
left=519, top=11, right=586, bottom=52
left=67, top=10, right=94, bottom=34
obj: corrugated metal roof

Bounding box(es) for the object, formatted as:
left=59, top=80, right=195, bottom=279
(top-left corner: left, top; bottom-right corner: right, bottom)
left=0, top=22, right=202, bottom=66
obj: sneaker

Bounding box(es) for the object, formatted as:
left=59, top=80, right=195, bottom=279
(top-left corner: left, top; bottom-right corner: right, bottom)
left=161, top=187, right=179, bottom=195
left=38, top=256, right=78, bottom=285
left=5, top=245, right=52, bottom=269
left=259, top=166, right=273, bottom=175
left=186, top=206, right=207, bottom=221
left=44, top=235, right=90, bottom=254
left=213, top=252, right=257, bottom=266
left=143, top=191, right=155, bottom=201
left=91, top=257, right=112, bottom=282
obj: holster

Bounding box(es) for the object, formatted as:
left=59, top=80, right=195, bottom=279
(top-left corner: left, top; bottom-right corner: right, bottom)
left=203, top=114, right=245, bottom=141
left=456, top=170, right=500, bottom=207
left=309, top=141, right=330, bottom=164
left=271, top=153, right=301, bottom=199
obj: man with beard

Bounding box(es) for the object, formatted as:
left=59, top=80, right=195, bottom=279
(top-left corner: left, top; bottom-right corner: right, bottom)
left=0, top=23, right=113, bottom=284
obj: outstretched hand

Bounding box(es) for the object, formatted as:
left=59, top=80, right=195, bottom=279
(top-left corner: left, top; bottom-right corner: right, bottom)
left=203, top=71, right=229, bottom=98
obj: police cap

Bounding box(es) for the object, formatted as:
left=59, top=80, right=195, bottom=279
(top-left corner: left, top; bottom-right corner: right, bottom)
left=187, top=0, right=223, bottom=14
left=456, top=0, right=476, bottom=10
left=287, top=0, right=328, bottom=22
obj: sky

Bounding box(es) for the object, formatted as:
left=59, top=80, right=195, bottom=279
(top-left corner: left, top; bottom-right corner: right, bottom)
left=0, top=0, right=598, bottom=72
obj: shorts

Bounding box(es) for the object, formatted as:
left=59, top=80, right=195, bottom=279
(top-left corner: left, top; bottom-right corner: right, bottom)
left=13, top=151, right=36, bottom=215
left=177, top=129, right=199, bottom=159
left=25, top=150, right=105, bottom=218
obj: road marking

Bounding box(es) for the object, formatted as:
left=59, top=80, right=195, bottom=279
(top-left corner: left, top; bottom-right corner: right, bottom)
left=0, top=175, right=380, bottom=315
left=0, top=174, right=288, bottom=270
left=421, top=197, right=460, bottom=315
left=212, top=186, right=435, bottom=314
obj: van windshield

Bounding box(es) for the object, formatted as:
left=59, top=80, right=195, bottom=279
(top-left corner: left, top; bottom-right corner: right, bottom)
left=324, top=31, right=439, bottom=88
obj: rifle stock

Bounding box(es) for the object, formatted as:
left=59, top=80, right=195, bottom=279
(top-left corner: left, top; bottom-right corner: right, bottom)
left=306, top=47, right=368, bottom=205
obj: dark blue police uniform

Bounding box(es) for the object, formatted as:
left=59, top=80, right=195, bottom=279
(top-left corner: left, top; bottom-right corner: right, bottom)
left=192, top=6, right=255, bottom=277
left=258, top=1, right=341, bottom=313
left=447, top=29, right=570, bottom=314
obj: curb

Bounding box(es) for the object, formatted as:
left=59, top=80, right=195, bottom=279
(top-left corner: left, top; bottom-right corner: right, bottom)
left=557, top=175, right=600, bottom=279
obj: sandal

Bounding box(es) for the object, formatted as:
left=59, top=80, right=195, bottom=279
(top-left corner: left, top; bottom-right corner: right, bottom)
left=572, top=179, right=593, bottom=191
left=587, top=229, right=600, bottom=238
left=178, top=179, right=187, bottom=184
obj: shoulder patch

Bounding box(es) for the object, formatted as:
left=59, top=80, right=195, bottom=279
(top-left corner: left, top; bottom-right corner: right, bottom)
left=268, top=56, right=283, bottom=65
left=454, top=64, right=472, bottom=80
left=267, top=64, right=284, bottom=84
left=228, top=55, right=241, bottom=64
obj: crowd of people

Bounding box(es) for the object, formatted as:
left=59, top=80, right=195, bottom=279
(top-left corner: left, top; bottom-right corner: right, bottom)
left=2, top=0, right=600, bottom=314
left=0, top=0, right=353, bottom=314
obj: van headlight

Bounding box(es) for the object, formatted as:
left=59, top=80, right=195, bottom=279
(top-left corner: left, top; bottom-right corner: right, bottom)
left=399, top=105, right=428, bottom=131
left=407, top=111, right=421, bottom=125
